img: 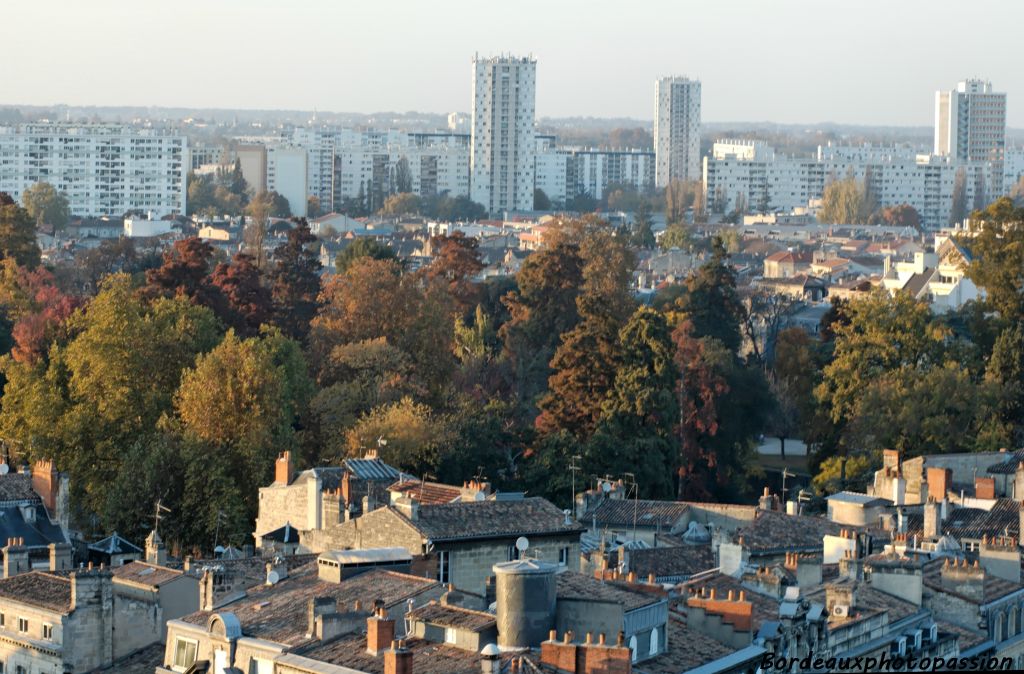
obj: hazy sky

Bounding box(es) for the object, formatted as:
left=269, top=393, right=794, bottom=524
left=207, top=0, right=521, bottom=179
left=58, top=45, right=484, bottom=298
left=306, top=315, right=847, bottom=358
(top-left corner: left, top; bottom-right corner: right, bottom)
left=7, top=0, right=1022, bottom=126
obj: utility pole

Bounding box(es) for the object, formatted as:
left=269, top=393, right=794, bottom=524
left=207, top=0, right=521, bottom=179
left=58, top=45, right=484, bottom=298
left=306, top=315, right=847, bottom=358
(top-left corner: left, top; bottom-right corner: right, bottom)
left=569, top=455, right=582, bottom=515
left=624, top=472, right=638, bottom=543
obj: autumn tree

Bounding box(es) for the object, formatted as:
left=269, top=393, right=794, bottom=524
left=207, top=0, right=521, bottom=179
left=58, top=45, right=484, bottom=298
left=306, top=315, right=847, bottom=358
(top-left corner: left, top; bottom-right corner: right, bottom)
left=21, top=182, right=70, bottom=230
left=0, top=193, right=41, bottom=269
left=380, top=193, right=421, bottom=217
left=425, top=232, right=485, bottom=314
left=268, top=220, right=321, bottom=342
left=344, top=397, right=450, bottom=474
left=209, top=253, right=273, bottom=337
left=869, top=204, right=921, bottom=230
left=818, top=176, right=868, bottom=225
left=0, top=259, right=79, bottom=363
left=142, top=237, right=227, bottom=316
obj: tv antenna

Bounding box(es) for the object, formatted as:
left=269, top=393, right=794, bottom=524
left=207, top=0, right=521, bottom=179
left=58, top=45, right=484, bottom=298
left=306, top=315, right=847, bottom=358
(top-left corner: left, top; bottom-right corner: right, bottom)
left=569, top=455, right=582, bottom=514
left=153, top=499, right=172, bottom=536
left=623, top=473, right=639, bottom=543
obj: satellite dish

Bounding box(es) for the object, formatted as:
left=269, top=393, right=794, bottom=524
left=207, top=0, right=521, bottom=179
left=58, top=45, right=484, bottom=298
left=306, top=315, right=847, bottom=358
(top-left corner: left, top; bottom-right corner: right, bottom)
left=474, top=491, right=486, bottom=502
left=0, top=464, right=9, bottom=475
left=267, top=570, right=280, bottom=585
left=515, top=537, right=530, bottom=553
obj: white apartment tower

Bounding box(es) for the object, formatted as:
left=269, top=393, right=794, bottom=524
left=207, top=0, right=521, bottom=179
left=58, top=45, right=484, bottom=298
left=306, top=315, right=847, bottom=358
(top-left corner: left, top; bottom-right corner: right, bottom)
left=935, top=79, right=1006, bottom=195
left=470, top=54, right=537, bottom=215
left=654, top=76, right=702, bottom=187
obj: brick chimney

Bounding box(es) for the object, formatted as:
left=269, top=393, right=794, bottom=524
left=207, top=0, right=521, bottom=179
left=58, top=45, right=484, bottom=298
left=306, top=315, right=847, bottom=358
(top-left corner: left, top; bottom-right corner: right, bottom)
left=927, top=467, right=952, bottom=502
left=31, top=459, right=59, bottom=515
left=785, top=552, right=823, bottom=587
left=3, top=538, right=28, bottom=578
left=838, top=549, right=863, bottom=581
left=384, top=640, right=412, bottom=674
left=758, top=487, right=775, bottom=511
left=49, top=542, right=72, bottom=572
left=540, top=630, right=632, bottom=674
left=979, top=536, right=1021, bottom=583
left=275, top=451, right=293, bottom=486
left=685, top=588, right=753, bottom=649
left=367, top=607, right=396, bottom=655
left=975, top=477, right=995, bottom=500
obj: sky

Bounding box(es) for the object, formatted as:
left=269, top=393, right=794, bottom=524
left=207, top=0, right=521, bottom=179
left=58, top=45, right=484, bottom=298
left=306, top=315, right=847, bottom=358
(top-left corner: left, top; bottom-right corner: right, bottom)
left=6, top=0, right=1023, bottom=126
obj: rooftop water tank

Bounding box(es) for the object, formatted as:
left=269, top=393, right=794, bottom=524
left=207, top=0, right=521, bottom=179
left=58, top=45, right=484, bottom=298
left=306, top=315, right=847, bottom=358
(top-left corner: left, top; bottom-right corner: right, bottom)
left=493, top=558, right=557, bottom=649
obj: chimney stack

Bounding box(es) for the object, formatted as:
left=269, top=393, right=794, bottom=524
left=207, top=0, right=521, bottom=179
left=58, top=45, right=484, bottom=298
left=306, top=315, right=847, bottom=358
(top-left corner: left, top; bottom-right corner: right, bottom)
left=49, top=542, right=72, bottom=572
left=384, top=640, right=413, bottom=674
left=275, top=451, right=293, bottom=486
left=3, top=538, right=28, bottom=578
left=367, top=607, right=396, bottom=655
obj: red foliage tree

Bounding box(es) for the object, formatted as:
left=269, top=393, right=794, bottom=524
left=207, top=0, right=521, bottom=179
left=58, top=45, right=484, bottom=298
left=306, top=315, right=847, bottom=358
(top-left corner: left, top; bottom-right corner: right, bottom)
left=210, top=253, right=272, bottom=337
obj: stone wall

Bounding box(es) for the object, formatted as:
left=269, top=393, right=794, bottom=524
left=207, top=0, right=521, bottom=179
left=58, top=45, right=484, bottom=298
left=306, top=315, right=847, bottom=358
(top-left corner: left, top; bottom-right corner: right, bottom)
left=255, top=481, right=311, bottom=540
left=111, top=583, right=162, bottom=658
left=300, top=508, right=425, bottom=555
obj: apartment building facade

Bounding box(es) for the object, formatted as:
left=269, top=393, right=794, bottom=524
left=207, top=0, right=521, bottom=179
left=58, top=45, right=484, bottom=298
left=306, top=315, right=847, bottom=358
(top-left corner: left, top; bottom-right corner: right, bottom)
left=0, top=124, right=187, bottom=218
left=654, top=76, right=701, bottom=187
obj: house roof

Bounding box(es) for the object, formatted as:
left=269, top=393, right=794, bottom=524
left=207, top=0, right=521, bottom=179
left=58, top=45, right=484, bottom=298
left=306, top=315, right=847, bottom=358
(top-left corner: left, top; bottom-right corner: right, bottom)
left=636, top=614, right=740, bottom=673
left=733, top=510, right=846, bottom=553
left=389, top=480, right=463, bottom=505
left=0, top=571, right=71, bottom=613
left=902, top=498, right=1020, bottom=541
left=580, top=499, right=691, bottom=530
left=261, top=523, right=300, bottom=544
left=342, top=457, right=404, bottom=482
left=0, top=503, right=68, bottom=548
left=681, top=572, right=778, bottom=631
left=628, top=545, right=716, bottom=580
left=298, top=633, right=514, bottom=674
left=555, top=572, right=663, bottom=611
left=88, top=532, right=142, bottom=556
left=407, top=601, right=496, bottom=632
left=0, top=473, right=39, bottom=502
left=804, top=581, right=919, bottom=627
left=406, top=497, right=584, bottom=543
left=985, top=450, right=1024, bottom=475
left=179, top=563, right=439, bottom=648
left=111, top=561, right=185, bottom=588
left=827, top=492, right=892, bottom=508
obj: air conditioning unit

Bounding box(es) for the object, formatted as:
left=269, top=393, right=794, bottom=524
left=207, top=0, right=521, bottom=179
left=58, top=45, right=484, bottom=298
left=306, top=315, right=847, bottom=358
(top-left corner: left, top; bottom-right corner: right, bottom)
left=832, top=605, right=850, bottom=618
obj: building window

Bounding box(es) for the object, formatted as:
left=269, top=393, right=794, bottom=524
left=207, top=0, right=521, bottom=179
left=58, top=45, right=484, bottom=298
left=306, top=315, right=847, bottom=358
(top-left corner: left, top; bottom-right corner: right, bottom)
left=16, top=618, right=27, bottom=633
left=43, top=623, right=52, bottom=640
left=650, top=627, right=659, bottom=655
left=629, top=635, right=638, bottom=663
left=173, top=637, right=199, bottom=670
left=437, top=551, right=450, bottom=584
left=445, top=627, right=457, bottom=644
left=507, top=545, right=519, bottom=562
left=0, top=612, right=4, bottom=627
left=558, top=547, right=571, bottom=566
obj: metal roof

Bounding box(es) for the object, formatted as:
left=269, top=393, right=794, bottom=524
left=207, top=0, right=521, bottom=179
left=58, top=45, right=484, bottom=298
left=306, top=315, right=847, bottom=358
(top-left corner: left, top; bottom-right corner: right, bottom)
left=342, top=458, right=402, bottom=482
left=827, top=491, right=892, bottom=507
left=318, top=548, right=411, bottom=565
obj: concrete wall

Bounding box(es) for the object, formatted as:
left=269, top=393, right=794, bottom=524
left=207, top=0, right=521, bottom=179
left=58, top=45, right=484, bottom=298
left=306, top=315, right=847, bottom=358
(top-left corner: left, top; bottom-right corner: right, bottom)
left=718, top=543, right=747, bottom=577
left=555, top=599, right=623, bottom=645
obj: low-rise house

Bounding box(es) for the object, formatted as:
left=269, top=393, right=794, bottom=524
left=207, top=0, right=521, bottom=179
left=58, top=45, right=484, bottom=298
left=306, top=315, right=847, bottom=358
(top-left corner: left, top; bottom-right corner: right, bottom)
left=87, top=531, right=143, bottom=567
left=300, top=497, right=584, bottom=595
left=0, top=461, right=71, bottom=574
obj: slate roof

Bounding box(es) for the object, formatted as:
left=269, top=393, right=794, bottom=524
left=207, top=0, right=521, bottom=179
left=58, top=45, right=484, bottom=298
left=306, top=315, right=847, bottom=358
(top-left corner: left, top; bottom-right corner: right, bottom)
left=389, top=480, right=463, bottom=505
left=407, top=601, right=496, bottom=632
left=107, top=642, right=166, bottom=674
left=406, top=498, right=584, bottom=543
left=985, top=450, right=1024, bottom=475
left=343, top=457, right=403, bottom=482
left=0, top=503, right=68, bottom=548
left=555, top=572, right=662, bottom=611
left=0, top=473, right=38, bottom=502
left=111, top=561, right=185, bottom=588
left=88, top=532, right=142, bottom=555
left=635, top=615, right=737, bottom=674
left=261, top=523, right=300, bottom=544
left=628, top=545, right=716, bottom=580
left=803, top=582, right=919, bottom=628
left=733, top=510, right=846, bottom=553
left=180, top=563, right=439, bottom=647
left=903, top=498, right=1020, bottom=541
left=0, top=571, right=71, bottom=613
left=580, top=499, right=690, bottom=530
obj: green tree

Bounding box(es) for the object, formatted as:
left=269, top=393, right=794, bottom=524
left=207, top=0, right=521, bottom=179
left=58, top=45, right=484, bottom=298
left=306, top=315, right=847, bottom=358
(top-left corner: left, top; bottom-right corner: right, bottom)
left=674, top=237, right=744, bottom=353
left=394, top=157, right=413, bottom=194
left=986, top=323, right=1024, bottom=434
left=344, top=397, right=450, bottom=474
left=962, top=197, right=1024, bottom=321
left=534, top=188, right=552, bottom=211
left=21, top=182, right=70, bottom=230
left=630, top=203, right=656, bottom=249
left=335, top=238, right=398, bottom=274
left=0, top=193, right=41, bottom=269
left=950, top=168, right=968, bottom=226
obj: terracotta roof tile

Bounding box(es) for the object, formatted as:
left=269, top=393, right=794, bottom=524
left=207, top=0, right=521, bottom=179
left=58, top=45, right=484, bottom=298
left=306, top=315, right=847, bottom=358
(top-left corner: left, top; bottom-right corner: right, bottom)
left=389, top=480, right=463, bottom=505
left=0, top=571, right=71, bottom=613
left=111, top=561, right=184, bottom=588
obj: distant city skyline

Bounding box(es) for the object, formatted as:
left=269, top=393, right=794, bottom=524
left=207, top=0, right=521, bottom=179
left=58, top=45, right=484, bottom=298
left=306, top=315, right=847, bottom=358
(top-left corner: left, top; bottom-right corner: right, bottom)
left=6, top=0, right=1023, bottom=127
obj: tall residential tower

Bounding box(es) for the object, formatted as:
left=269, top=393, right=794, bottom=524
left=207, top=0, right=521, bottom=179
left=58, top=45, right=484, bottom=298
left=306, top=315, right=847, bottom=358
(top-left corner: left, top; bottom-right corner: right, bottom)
left=654, top=76, right=701, bottom=187
left=935, top=79, right=1006, bottom=195
left=470, top=54, right=536, bottom=215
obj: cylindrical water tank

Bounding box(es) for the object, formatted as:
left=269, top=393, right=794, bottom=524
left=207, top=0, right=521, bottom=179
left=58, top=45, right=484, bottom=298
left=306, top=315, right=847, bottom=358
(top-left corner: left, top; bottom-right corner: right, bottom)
left=493, top=559, right=557, bottom=649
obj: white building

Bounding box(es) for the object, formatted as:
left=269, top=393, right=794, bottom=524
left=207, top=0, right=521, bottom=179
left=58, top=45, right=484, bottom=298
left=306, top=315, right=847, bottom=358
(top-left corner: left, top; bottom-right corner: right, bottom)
left=448, top=112, right=470, bottom=134
left=266, top=144, right=309, bottom=217
left=534, top=136, right=655, bottom=207
left=703, top=140, right=993, bottom=228
left=470, top=54, right=537, bottom=215
left=124, top=215, right=175, bottom=238
left=654, top=76, right=701, bottom=187
left=935, top=79, right=1006, bottom=195
left=0, top=124, right=187, bottom=218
